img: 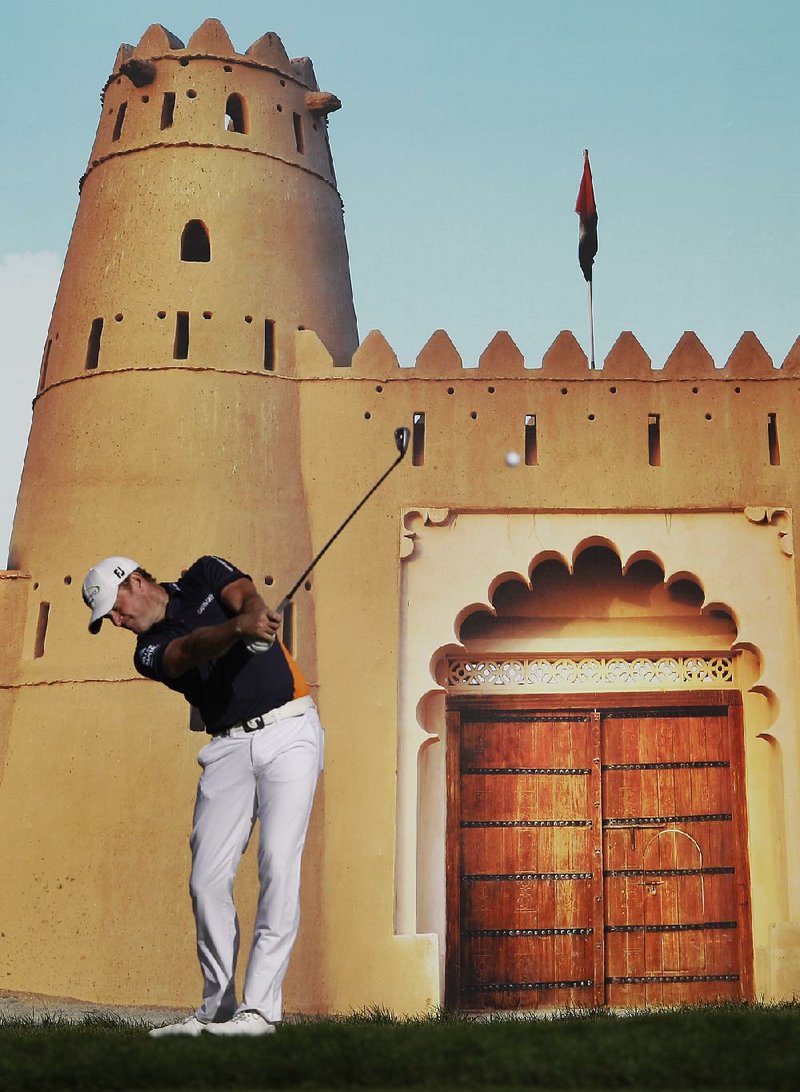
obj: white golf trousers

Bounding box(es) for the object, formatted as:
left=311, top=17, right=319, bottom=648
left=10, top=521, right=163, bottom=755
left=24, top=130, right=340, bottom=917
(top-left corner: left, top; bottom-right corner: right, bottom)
left=189, top=697, right=323, bottom=1024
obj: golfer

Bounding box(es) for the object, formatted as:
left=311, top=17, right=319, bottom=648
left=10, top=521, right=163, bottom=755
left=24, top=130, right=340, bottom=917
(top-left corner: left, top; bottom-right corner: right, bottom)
left=82, top=554, right=324, bottom=1038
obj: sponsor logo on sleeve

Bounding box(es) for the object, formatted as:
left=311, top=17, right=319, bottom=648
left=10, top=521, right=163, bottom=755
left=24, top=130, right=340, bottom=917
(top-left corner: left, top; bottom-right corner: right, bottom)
left=197, top=593, right=214, bottom=615
left=138, top=644, right=159, bottom=668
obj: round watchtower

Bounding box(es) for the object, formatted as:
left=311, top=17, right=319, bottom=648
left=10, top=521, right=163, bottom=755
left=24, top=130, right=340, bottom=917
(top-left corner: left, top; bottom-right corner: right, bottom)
left=36, top=18, right=357, bottom=398
left=10, top=17, right=357, bottom=580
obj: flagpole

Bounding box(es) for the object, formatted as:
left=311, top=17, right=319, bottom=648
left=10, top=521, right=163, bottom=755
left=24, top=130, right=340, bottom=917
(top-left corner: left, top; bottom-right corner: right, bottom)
left=588, top=279, right=595, bottom=369
left=575, top=149, right=598, bottom=370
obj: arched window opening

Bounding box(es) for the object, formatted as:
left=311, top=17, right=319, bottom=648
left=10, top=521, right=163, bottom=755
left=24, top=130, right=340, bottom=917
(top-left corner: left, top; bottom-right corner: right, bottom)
left=181, top=220, right=211, bottom=262
left=225, top=94, right=248, bottom=133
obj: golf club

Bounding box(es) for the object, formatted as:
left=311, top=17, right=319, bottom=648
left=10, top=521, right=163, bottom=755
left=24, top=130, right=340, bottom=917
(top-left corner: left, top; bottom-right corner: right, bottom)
left=246, top=426, right=411, bottom=651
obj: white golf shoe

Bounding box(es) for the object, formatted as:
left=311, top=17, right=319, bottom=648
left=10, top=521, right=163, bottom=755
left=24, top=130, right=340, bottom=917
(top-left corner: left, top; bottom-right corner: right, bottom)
left=202, top=1010, right=276, bottom=1037
left=148, top=1015, right=207, bottom=1038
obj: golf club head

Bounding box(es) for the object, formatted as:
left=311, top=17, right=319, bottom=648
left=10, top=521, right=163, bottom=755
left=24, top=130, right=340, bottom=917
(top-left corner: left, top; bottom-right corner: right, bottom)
left=394, top=427, right=411, bottom=458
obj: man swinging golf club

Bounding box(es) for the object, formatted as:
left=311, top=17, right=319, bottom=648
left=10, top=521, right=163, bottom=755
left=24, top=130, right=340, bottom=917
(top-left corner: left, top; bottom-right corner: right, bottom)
left=82, top=554, right=324, bottom=1038
left=82, top=430, right=409, bottom=1037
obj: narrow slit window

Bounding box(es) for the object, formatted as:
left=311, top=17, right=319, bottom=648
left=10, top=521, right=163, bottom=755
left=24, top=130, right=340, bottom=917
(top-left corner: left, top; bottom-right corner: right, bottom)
left=282, top=601, right=295, bottom=656
left=85, top=318, right=103, bottom=370
left=524, top=415, right=538, bottom=466
left=648, top=413, right=661, bottom=467
left=174, top=312, right=190, bottom=359
left=412, top=413, right=425, bottom=466
left=264, top=319, right=276, bottom=371
left=225, top=93, right=248, bottom=133
left=293, top=112, right=305, bottom=154
left=768, top=413, right=780, bottom=465
left=112, top=101, right=127, bottom=142
left=323, top=130, right=336, bottom=180
left=161, top=91, right=176, bottom=129
left=39, top=339, right=52, bottom=390
left=181, top=220, right=211, bottom=262
left=34, top=602, right=50, bottom=659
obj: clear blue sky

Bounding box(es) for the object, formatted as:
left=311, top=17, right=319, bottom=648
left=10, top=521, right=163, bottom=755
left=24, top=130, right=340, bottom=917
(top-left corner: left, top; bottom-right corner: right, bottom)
left=1, top=1, right=798, bottom=560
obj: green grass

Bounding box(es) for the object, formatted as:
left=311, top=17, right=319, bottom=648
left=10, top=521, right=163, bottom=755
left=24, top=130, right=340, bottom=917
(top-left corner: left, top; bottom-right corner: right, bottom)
left=0, top=1002, right=798, bottom=1091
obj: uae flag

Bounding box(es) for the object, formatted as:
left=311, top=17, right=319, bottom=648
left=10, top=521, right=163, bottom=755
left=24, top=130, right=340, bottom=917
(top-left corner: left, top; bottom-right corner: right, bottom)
left=575, top=150, right=598, bottom=282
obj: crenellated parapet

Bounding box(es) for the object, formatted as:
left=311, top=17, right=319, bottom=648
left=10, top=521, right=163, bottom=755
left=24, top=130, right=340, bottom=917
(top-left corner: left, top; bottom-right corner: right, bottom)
left=289, top=326, right=794, bottom=380
left=111, top=19, right=320, bottom=88
left=36, top=319, right=792, bottom=410
left=602, top=331, right=652, bottom=378
left=287, top=325, right=800, bottom=514
left=88, top=18, right=337, bottom=193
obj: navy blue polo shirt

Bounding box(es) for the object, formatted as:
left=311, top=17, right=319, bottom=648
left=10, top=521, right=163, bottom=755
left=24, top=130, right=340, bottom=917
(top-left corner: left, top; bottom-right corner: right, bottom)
left=133, top=555, right=310, bottom=733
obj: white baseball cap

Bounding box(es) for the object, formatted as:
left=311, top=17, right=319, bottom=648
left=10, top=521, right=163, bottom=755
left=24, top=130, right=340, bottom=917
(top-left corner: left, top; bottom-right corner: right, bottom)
left=82, top=556, right=140, bottom=633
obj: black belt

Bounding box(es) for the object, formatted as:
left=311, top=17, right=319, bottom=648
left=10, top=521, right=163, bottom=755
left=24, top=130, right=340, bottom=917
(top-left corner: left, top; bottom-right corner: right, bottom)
left=214, top=714, right=271, bottom=738
left=212, top=695, right=314, bottom=738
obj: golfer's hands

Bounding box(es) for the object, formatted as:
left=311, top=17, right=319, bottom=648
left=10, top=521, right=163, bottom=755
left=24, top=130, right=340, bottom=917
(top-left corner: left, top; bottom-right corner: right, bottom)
left=217, top=578, right=282, bottom=654
left=160, top=579, right=282, bottom=676
left=238, top=602, right=282, bottom=653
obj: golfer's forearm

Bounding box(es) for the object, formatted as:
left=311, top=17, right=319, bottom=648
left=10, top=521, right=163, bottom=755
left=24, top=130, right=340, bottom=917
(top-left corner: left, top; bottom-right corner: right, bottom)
left=162, top=619, right=244, bottom=677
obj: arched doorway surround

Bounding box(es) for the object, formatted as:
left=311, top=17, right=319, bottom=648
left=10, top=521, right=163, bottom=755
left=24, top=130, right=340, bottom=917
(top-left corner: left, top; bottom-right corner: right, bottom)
left=396, top=509, right=799, bottom=1006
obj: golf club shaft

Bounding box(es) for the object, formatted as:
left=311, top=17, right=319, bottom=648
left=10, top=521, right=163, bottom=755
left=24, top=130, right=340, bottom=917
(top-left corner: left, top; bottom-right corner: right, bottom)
left=247, top=428, right=410, bottom=651
left=279, top=449, right=406, bottom=609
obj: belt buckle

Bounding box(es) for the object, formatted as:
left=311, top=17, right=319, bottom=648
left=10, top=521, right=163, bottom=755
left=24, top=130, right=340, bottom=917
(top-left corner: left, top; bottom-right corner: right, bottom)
left=245, top=715, right=264, bottom=733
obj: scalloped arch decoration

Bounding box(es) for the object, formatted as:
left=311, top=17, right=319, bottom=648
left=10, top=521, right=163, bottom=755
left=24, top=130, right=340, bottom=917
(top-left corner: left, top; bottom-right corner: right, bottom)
left=621, top=549, right=665, bottom=574
left=486, top=569, right=531, bottom=601
left=458, top=541, right=738, bottom=663
left=527, top=549, right=572, bottom=579
left=571, top=535, right=622, bottom=568
left=397, top=511, right=781, bottom=681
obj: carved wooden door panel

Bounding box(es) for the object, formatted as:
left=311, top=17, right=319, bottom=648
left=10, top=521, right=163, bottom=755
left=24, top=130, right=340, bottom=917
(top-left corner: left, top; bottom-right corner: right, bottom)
left=446, top=710, right=604, bottom=1009
left=602, top=704, right=752, bottom=1006
left=446, top=694, right=752, bottom=1010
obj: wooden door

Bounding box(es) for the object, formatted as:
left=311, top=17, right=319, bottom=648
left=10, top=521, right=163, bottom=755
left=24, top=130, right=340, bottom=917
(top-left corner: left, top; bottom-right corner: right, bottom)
left=446, top=693, right=752, bottom=1010
left=602, top=703, right=752, bottom=1006
left=446, top=709, right=604, bottom=1009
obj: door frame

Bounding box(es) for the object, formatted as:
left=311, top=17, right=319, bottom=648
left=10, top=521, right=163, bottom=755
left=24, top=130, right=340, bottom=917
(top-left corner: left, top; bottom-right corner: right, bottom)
left=445, top=689, right=753, bottom=1009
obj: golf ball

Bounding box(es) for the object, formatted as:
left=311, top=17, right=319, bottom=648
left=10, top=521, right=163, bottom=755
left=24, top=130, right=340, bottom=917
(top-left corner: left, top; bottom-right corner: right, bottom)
left=505, top=451, right=521, bottom=467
